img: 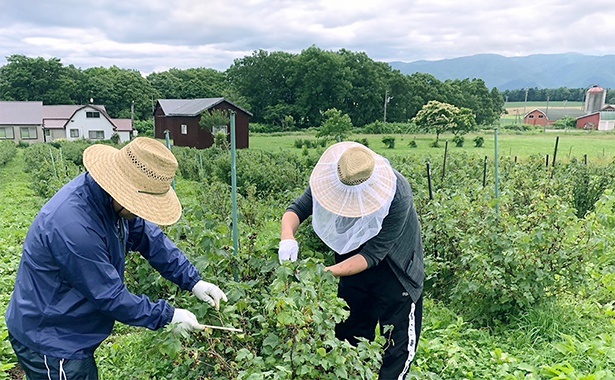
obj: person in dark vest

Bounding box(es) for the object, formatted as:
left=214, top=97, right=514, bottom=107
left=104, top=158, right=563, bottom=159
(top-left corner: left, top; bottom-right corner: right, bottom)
left=6, top=137, right=227, bottom=379
left=279, top=141, right=425, bottom=379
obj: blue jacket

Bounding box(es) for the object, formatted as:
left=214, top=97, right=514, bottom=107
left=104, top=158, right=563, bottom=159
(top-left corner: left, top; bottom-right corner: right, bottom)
left=6, top=173, right=201, bottom=359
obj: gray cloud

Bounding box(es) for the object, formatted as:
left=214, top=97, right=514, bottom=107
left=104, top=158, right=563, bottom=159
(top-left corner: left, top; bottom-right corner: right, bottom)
left=0, top=0, right=613, bottom=74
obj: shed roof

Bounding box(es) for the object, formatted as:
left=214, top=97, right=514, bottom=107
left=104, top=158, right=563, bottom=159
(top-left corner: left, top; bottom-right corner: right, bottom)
left=0, top=101, right=43, bottom=125
left=158, top=98, right=252, bottom=117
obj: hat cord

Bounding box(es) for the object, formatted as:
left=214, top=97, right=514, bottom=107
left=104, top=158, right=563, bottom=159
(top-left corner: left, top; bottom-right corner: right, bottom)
left=137, top=189, right=170, bottom=195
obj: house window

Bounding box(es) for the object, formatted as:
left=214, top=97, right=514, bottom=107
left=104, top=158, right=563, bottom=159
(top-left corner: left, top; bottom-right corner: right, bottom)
left=181, top=124, right=187, bottom=134
left=88, top=130, right=105, bottom=139
left=529, top=115, right=534, bottom=119
left=44, top=129, right=51, bottom=137
left=0, top=127, right=14, bottom=139
left=212, top=125, right=227, bottom=135
left=538, top=115, right=544, bottom=118
left=20, top=127, right=38, bottom=140
left=70, top=129, right=80, bottom=138
left=86, top=111, right=100, bottom=118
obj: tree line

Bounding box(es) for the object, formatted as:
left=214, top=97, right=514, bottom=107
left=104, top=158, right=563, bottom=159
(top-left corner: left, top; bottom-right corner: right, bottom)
left=502, top=87, right=615, bottom=104
left=0, top=47, right=601, bottom=129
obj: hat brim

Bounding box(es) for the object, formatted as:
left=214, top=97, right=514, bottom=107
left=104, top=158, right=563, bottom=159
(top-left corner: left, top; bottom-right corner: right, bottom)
left=310, top=142, right=396, bottom=218
left=83, top=144, right=182, bottom=226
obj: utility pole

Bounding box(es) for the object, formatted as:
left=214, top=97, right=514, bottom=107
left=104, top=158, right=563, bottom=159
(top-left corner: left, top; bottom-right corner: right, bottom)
left=383, top=90, right=392, bottom=122
left=523, top=87, right=529, bottom=116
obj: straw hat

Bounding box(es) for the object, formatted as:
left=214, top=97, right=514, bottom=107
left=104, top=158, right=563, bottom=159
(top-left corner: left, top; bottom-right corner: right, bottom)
left=83, top=137, right=182, bottom=225
left=309, top=141, right=396, bottom=218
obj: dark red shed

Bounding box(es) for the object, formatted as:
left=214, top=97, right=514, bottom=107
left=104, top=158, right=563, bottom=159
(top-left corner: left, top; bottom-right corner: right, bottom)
left=154, top=98, right=252, bottom=149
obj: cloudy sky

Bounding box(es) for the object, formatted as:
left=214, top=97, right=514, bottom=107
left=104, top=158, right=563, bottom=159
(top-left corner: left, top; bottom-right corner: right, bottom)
left=0, top=0, right=613, bottom=75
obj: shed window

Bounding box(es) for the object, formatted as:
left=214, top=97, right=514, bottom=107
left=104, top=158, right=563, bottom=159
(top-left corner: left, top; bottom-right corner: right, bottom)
left=20, top=127, right=38, bottom=139
left=0, top=127, right=14, bottom=139
left=212, top=125, right=227, bottom=135
left=70, top=129, right=80, bottom=138
left=529, top=115, right=535, bottom=119
left=86, top=111, right=100, bottom=118
left=538, top=115, right=544, bottom=118
left=88, top=130, right=105, bottom=139
left=180, top=124, right=188, bottom=134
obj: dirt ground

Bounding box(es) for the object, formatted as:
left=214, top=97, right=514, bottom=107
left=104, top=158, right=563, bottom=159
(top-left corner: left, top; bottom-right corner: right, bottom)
left=8, top=364, right=24, bottom=380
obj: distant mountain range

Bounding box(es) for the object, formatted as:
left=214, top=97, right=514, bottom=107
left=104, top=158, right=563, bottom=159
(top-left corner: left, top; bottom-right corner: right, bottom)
left=388, top=53, right=615, bottom=91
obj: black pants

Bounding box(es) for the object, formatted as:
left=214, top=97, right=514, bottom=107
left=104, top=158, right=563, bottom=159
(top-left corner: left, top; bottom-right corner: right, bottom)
left=8, top=333, right=99, bottom=380
left=334, top=258, right=423, bottom=380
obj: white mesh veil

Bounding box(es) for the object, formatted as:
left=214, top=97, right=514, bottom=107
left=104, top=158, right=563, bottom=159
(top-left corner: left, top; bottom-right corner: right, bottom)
left=310, top=142, right=397, bottom=254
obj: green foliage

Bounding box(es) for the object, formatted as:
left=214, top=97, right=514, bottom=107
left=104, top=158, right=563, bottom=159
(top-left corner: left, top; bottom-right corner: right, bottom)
left=83, top=66, right=159, bottom=119
left=0, top=141, right=17, bottom=166
left=381, top=136, right=396, bottom=149
left=172, top=146, right=316, bottom=198
left=552, top=116, right=577, bottom=130
left=315, top=108, right=353, bottom=141
left=248, top=122, right=284, bottom=133
left=473, top=135, right=485, bottom=147
left=0, top=55, right=85, bottom=104
left=354, top=138, right=369, bottom=147
left=412, top=100, right=477, bottom=142
left=199, top=109, right=230, bottom=133
left=22, top=143, right=83, bottom=198
left=452, top=135, right=464, bottom=147
left=4, top=140, right=615, bottom=379
left=293, top=138, right=328, bottom=149
left=147, top=67, right=226, bottom=100
left=133, top=119, right=154, bottom=137
left=213, top=131, right=229, bottom=149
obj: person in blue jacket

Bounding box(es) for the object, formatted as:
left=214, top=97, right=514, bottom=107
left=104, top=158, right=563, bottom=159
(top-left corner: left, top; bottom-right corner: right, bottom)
left=5, top=137, right=227, bottom=379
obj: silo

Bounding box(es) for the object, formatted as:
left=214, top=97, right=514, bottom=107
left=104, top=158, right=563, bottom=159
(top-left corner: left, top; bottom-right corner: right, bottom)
left=584, top=86, right=606, bottom=114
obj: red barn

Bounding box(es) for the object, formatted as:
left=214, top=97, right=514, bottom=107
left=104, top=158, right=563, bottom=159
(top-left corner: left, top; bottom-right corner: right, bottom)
left=523, top=108, right=585, bottom=127
left=154, top=98, right=252, bottom=149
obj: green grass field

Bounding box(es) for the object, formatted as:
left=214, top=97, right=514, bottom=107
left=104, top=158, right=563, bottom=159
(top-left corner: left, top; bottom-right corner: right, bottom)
left=249, top=130, right=615, bottom=165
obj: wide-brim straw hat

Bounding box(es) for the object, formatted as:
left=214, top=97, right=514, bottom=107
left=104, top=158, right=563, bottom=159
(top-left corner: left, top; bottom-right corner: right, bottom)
left=309, top=141, right=396, bottom=218
left=83, top=137, right=182, bottom=226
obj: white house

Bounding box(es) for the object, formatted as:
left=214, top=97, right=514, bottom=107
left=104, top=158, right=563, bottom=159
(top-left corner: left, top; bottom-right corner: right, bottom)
left=42, top=104, right=133, bottom=143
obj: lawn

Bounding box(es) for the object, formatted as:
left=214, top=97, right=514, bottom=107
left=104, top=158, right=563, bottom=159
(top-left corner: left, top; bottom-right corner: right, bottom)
left=249, top=130, right=615, bottom=165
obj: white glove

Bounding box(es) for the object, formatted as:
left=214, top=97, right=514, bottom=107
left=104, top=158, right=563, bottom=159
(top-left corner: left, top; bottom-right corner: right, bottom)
left=192, top=280, right=228, bottom=311
left=278, top=239, right=299, bottom=263
left=171, top=308, right=204, bottom=333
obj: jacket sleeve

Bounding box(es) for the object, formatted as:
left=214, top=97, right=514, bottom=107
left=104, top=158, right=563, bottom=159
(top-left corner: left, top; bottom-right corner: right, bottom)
left=126, top=218, right=202, bottom=292
left=50, top=220, right=174, bottom=330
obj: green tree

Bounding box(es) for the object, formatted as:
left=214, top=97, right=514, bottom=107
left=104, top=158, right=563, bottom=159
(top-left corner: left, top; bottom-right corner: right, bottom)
left=199, top=109, right=230, bottom=133
left=451, top=107, right=477, bottom=136
left=294, top=46, right=352, bottom=128
left=447, top=78, right=503, bottom=125
left=316, top=108, right=353, bottom=141
left=147, top=67, right=226, bottom=99
left=337, top=49, right=389, bottom=126
left=0, top=55, right=84, bottom=104
left=226, top=50, right=298, bottom=125
left=412, top=100, right=455, bottom=143
left=83, top=66, right=159, bottom=119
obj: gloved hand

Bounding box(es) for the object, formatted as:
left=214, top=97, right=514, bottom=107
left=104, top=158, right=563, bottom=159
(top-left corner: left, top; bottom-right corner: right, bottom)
left=170, top=308, right=204, bottom=333
left=278, top=239, right=299, bottom=263
left=192, top=280, right=228, bottom=311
